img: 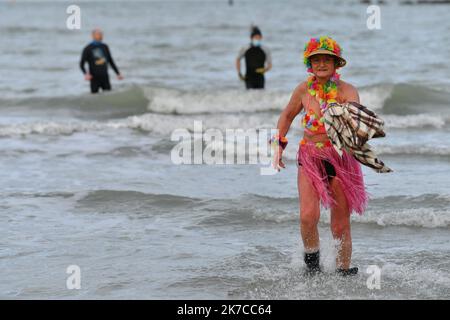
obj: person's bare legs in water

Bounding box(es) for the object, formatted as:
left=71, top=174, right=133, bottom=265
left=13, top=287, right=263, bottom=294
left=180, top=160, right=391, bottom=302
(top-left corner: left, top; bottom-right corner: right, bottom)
left=298, top=168, right=354, bottom=274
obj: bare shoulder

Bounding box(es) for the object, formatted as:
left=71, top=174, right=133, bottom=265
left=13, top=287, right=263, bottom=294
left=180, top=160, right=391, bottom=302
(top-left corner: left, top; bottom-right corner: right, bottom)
left=294, top=81, right=308, bottom=96
left=284, top=81, right=307, bottom=113
left=289, top=81, right=308, bottom=105
left=339, top=80, right=358, bottom=93
left=338, top=80, right=360, bottom=103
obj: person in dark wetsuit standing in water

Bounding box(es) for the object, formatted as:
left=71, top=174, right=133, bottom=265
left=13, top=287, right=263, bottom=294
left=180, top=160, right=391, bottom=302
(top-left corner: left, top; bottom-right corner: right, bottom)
left=80, top=28, right=123, bottom=94
left=236, top=26, right=272, bottom=89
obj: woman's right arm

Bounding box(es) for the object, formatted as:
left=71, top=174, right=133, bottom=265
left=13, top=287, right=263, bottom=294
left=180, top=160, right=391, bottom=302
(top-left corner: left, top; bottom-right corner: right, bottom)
left=277, top=82, right=305, bottom=137
left=272, top=83, right=305, bottom=170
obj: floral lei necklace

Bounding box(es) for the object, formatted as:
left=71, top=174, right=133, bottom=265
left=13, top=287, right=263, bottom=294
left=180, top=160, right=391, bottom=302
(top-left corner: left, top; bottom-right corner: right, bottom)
left=302, top=73, right=340, bottom=132
left=307, top=72, right=340, bottom=114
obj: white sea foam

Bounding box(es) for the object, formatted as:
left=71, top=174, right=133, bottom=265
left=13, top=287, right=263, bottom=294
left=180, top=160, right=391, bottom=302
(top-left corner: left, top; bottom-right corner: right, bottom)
left=383, top=114, right=448, bottom=129
left=351, top=208, right=450, bottom=228
left=250, top=206, right=450, bottom=228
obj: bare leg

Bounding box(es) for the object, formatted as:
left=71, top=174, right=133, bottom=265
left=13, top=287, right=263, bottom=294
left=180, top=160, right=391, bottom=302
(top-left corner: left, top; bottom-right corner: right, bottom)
left=298, top=167, right=321, bottom=252
left=329, top=177, right=352, bottom=269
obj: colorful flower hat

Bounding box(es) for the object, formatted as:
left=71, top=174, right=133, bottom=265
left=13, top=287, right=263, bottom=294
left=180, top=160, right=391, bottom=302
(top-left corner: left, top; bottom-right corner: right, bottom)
left=303, top=36, right=346, bottom=72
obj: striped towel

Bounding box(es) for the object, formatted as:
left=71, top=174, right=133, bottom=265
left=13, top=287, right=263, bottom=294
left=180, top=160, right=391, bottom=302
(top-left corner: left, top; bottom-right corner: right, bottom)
left=323, top=101, right=393, bottom=173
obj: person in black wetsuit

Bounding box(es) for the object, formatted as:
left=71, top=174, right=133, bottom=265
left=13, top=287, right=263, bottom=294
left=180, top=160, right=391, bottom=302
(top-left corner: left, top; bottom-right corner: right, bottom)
left=236, top=26, right=272, bottom=89
left=80, top=28, right=123, bottom=94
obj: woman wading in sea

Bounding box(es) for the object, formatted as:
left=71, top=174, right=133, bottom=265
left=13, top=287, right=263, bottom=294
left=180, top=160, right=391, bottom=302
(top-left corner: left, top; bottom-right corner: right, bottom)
left=272, top=37, right=368, bottom=276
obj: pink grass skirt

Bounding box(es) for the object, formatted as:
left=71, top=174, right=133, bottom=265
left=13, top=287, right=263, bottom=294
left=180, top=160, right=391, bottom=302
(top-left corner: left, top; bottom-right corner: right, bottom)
left=297, top=141, right=369, bottom=215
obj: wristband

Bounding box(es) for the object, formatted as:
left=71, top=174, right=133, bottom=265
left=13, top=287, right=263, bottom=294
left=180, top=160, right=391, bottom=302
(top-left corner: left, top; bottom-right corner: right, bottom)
left=270, top=134, right=288, bottom=150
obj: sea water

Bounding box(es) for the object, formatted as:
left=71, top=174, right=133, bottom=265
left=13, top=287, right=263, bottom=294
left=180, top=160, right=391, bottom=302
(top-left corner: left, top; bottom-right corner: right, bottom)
left=0, top=0, right=449, bottom=299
